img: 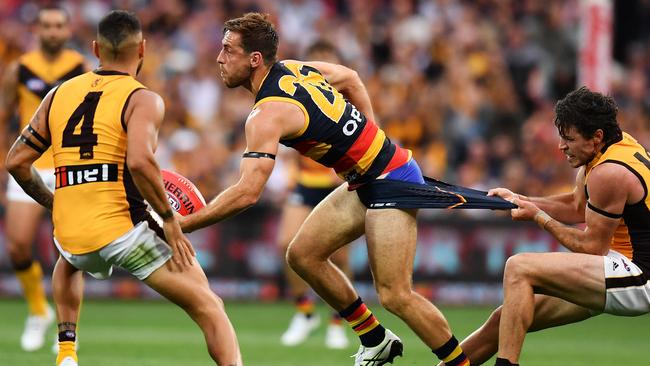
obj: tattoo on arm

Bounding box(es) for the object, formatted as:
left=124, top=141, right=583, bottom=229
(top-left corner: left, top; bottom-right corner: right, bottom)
left=14, top=166, right=54, bottom=210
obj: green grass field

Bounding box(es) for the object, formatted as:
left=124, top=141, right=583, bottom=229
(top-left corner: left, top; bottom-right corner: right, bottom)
left=1, top=299, right=648, bottom=365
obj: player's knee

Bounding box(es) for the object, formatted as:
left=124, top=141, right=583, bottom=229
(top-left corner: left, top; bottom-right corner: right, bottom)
left=286, top=241, right=311, bottom=271
left=376, top=286, right=411, bottom=314
left=6, top=243, right=32, bottom=265
left=503, top=253, right=533, bottom=283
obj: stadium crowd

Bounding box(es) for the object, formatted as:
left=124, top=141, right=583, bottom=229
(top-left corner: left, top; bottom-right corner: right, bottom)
left=1, top=0, right=650, bottom=210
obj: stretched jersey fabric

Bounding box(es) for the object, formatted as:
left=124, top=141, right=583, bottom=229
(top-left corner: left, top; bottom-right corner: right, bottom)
left=17, top=49, right=85, bottom=169
left=254, top=61, right=410, bottom=189
left=356, top=176, right=517, bottom=210
left=585, top=132, right=650, bottom=274
left=48, top=70, right=147, bottom=254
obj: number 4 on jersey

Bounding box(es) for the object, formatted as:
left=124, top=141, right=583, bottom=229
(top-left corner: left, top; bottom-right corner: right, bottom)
left=62, top=91, right=102, bottom=159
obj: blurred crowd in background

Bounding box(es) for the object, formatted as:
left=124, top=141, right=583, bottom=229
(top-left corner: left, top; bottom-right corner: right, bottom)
left=2, top=0, right=650, bottom=210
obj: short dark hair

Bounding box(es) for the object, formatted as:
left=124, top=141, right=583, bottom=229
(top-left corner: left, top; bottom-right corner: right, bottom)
left=224, top=13, right=278, bottom=65
left=37, top=5, right=70, bottom=24
left=554, top=86, right=622, bottom=144
left=305, top=39, right=341, bottom=60
left=97, top=10, right=141, bottom=49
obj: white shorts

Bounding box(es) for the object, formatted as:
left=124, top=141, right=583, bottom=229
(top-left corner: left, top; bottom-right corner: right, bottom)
left=7, top=168, right=55, bottom=203
left=603, top=250, right=650, bottom=316
left=54, top=221, right=172, bottom=280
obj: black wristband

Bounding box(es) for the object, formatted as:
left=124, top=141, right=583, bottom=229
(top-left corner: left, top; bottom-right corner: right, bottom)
left=159, top=210, right=174, bottom=220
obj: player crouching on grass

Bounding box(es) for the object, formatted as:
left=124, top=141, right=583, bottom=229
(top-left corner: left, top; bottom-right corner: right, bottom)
left=438, top=87, right=650, bottom=366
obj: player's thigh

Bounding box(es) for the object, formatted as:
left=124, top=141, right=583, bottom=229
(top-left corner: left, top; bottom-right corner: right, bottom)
left=277, top=203, right=312, bottom=250
left=4, top=200, right=43, bottom=246
left=507, top=252, right=606, bottom=311
left=365, top=208, right=418, bottom=287
left=529, top=294, right=594, bottom=332
left=290, top=184, right=366, bottom=260
left=144, top=260, right=219, bottom=311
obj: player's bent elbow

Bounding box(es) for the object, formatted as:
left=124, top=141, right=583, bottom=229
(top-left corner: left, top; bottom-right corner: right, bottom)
left=5, top=155, right=26, bottom=176
left=126, top=155, right=154, bottom=175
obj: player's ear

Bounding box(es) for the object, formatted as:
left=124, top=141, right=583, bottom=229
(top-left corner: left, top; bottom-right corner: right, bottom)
left=593, top=129, right=604, bottom=145
left=139, top=39, right=146, bottom=58
left=92, top=40, right=99, bottom=59
left=250, top=51, right=263, bottom=68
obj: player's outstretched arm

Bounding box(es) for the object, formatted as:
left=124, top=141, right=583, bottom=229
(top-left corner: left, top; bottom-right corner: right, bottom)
left=5, top=87, right=55, bottom=210
left=180, top=105, right=283, bottom=233
left=489, top=167, right=587, bottom=224
left=510, top=163, right=627, bottom=255
left=125, top=89, right=195, bottom=269
left=297, top=60, right=375, bottom=122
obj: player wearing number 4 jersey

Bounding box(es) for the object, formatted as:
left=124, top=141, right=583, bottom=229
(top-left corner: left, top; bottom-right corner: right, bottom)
left=6, top=10, right=241, bottom=366
left=179, top=13, right=511, bottom=366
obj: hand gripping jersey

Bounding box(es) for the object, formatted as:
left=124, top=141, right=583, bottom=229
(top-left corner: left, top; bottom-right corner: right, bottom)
left=585, top=132, right=650, bottom=274
left=253, top=61, right=411, bottom=189
left=48, top=70, right=148, bottom=254
left=17, top=49, right=85, bottom=169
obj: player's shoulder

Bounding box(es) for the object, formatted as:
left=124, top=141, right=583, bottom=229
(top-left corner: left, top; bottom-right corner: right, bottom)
left=129, top=88, right=163, bottom=108
left=588, top=161, right=639, bottom=191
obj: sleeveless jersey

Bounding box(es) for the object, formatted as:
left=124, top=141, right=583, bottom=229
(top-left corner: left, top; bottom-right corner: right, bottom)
left=17, top=49, right=85, bottom=169
left=48, top=70, right=147, bottom=254
left=254, top=61, right=411, bottom=189
left=585, top=132, right=650, bottom=273
left=297, top=156, right=340, bottom=188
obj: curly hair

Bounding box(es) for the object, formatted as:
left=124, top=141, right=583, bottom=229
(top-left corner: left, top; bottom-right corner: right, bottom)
left=224, top=13, right=278, bottom=65
left=554, top=86, right=622, bottom=145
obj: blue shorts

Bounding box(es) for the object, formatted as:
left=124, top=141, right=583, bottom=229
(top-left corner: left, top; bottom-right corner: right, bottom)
left=384, top=159, right=426, bottom=184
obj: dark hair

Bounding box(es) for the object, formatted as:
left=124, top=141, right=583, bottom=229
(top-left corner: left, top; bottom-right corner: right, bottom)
left=554, top=86, right=622, bottom=144
left=305, top=39, right=341, bottom=60
left=224, top=13, right=278, bottom=65
left=37, top=5, right=70, bottom=24
left=97, top=10, right=141, bottom=48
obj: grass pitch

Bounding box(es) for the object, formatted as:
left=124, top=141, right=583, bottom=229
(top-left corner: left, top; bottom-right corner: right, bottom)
left=0, top=299, right=648, bottom=365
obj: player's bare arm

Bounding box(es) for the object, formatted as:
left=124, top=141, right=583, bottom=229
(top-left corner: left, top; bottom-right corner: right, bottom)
left=181, top=102, right=298, bottom=233
left=5, top=87, right=55, bottom=210
left=125, top=89, right=195, bottom=268
left=510, top=163, right=631, bottom=255
left=290, top=60, right=375, bottom=122
left=489, top=166, right=587, bottom=224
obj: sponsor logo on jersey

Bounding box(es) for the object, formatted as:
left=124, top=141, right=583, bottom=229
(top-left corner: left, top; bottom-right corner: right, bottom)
left=55, top=163, right=118, bottom=188
left=26, top=78, right=46, bottom=92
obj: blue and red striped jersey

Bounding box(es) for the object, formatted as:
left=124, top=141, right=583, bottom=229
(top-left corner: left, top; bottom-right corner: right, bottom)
left=254, top=61, right=410, bottom=188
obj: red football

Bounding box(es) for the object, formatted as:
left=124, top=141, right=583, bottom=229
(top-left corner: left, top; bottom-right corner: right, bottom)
left=161, top=169, right=206, bottom=216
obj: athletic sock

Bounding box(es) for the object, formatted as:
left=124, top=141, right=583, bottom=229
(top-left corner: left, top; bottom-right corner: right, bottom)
left=339, top=297, right=385, bottom=347
left=495, top=357, right=518, bottom=366
left=295, top=295, right=315, bottom=318
left=433, top=335, right=470, bottom=366
left=56, top=331, right=77, bottom=364
left=15, top=260, right=48, bottom=316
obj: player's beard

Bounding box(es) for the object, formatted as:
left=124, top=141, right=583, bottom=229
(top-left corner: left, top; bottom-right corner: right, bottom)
left=41, top=39, right=65, bottom=56
left=222, top=64, right=252, bottom=89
